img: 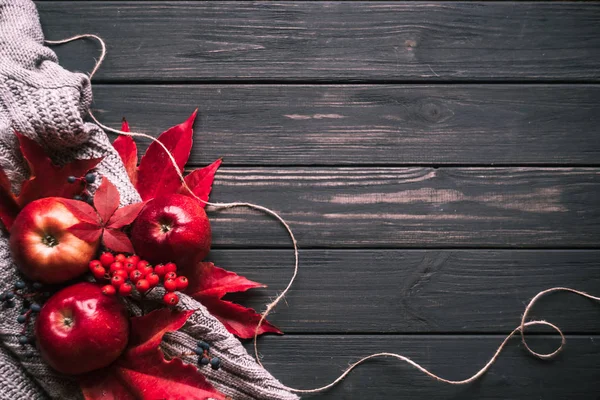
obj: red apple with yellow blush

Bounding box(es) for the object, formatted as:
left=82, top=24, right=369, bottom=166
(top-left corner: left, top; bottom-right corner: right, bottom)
left=131, top=194, right=211, bottom=268
left=35, top=282, right=129, bottom=375
left=9, top=197, right=99, bottom=284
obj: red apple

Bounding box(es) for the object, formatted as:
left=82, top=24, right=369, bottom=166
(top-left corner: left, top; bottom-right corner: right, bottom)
left=10, top=197, right=100, bottom=284
left=130, top=194, right=211, bottom=267
left=35, top=282, right=129, bottom=375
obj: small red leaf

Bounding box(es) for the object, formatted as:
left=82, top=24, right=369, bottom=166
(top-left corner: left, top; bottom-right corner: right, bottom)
left=185, top=262, right=281, bottom=339
left=199, top=296, right=282, bottom=339
left=59, top=199, right=100, bottom=225
left=186, top=262, right=264, bottom=299
left=15, top=133, right=102, bottom=206
left=103, top=228, right=134, bottom=254
left=107, top=201, right=147, bottom=229
left=179, top=158, right=222, bottom=207
left=113, top=130, right=138, bottom=187
left=126, top=308, right=195, bottom=359
left=94, top=179, right=120, bottom=225
left=0, top=169, right=19, bottom=230
left=136, top=110, right=197, bottom=201
left=68, top=222, right=103, bottom=243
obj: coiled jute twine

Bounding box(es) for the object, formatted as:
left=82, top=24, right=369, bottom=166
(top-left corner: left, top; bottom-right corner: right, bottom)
left=46, top=34, right=600, bottom=395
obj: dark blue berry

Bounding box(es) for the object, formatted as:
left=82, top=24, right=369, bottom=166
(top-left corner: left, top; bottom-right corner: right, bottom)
left=74, top=195, right=83, bottom=201
left=14, top=281, right=26, bottom=290
left=30, top=303, right=41, bottom=313
left=197, top=341, right=210, bottom=351
left=194, top=347, right=204, bottom=355
left=20, top=308, right=28, bottom=314
left=4, top=291, right=14, bottom=300
left=6, top=300, right=15, bottom=308
left=32, top=282, right=43, bottom=291
left=210, top=357, right=221, bottom=370
left=18, top=336, right=29, bottom=345
left=67, top=176, right=77, bottom=184
left=17, top=315, right=27, bottom=323
left=85, top=173, right=96, bottom=183
left=199, top=357, right=210, bottom=366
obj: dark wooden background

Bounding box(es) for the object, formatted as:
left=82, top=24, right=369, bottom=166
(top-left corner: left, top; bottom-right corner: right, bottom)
left=37, top=2, right=600, bottom=399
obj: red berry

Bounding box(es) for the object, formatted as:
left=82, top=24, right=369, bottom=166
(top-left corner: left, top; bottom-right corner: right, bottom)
left=163, top=292, right=179, bottom=306
left=164, top=271, right=177, bottom=281
left=101, top=285, right=116, bottom=296
left=91, top=265, right=106, bottom=280
left=127, top=255, right=141, bottom=266
left=136, top=279, right=150, bottom=293
left=146, top=273, right=160, bottom=287
left=119, top=282, right=133, bottom=296
left=113, top=269, right=129, bottom=280
left=111, top=275, right=124, bottom=287
left=115, top=254, right=127, bottom=263
left=137, top=260, right=150, bottom=270
left=163, top=278, right=177, bottom=292
left=139, top=265, right=153, bottom=277
left=109, top=262, right=124, bottom=274
left=175, top=276, right=189, bottom=291
left=165, top=262, right=177, bottom=274
left=99, top=252, right=115, bottom=268
left=124, top=261, right=137, bottom=274
left=130, top=270, right=143, bottom=284
left=154, top=264, right=166, bottom=277
left=89, top=260, right=102, bottom=271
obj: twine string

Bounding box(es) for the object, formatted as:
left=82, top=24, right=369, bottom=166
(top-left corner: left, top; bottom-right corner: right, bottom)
left=46, top=35, right=600, bottom=395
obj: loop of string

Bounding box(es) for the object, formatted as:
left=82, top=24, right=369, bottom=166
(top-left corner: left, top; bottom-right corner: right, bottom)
left=45, top=35, right=599, bottom=395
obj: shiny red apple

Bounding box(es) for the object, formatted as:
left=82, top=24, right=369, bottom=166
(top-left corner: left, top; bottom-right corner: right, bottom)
left=35, top=282, right=129, bottom=375
left=131, top=194, right=211, bottom=267
left=10, top=197, right=100, bottom=284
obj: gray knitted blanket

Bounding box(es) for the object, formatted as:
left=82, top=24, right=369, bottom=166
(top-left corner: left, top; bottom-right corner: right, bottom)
left=0, top=1, right=298, bottom=399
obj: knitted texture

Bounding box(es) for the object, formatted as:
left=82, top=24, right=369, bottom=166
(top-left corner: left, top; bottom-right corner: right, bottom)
left=0, top=1, right=298, bottom=399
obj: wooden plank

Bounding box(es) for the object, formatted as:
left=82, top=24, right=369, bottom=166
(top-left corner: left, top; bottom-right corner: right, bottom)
left=93, top=84, right=600, bottom=166
left=38, top=2, right=600, bottom=82
left=207, top=167, right=600, bottom=248
left=247, top=335, right=600, bottom=399
left=208, top=249, right=600, bottom=333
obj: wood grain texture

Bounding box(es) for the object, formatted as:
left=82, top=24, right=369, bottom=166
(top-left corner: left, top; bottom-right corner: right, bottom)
left=93, top=84, right=600, bottom=166
left=207, top=167, right=600, bottom=248
left=248, top=335, right=600, bottom=399
left=38, top=2, right=600, bottom=82
left=208, top=249, right=600, bottom=333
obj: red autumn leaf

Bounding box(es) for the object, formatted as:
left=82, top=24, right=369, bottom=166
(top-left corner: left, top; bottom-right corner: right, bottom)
left=107, top=201, right=147, bottom=229
left=186, top=262, right=282, bottom=339
left=136, top=111, right=196, bottom=201
left=60, top=182, right=143, bottom=253
left=80, top=308, right=226, bottom=400
left=15, top=133, right=102, bottom=207
left=103, top=228, right=135, bottom=254
left=179, top=159, right=222, bottom=207
left=94, top=179, right=120, bottom=224
left=0, top=169, right=19, bottom=230
left=113, top=119, right=138, bottom=186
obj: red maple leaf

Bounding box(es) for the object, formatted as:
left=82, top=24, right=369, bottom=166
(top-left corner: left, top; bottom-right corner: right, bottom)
left=64, top=179, right=146, bottom=254
left=113, top=112, right=221, bottom=207
left=0, top=133, right=102, bottom=230
left=185, top=262, right=282, bottom=339
left=80, top=308, right=227, bottom=400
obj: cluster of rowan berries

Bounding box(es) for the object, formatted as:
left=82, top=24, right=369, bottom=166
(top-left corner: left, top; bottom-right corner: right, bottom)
left=89, top=252, right=189, bottom=306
